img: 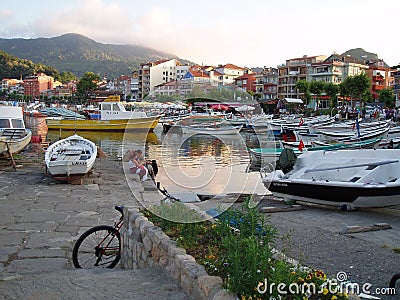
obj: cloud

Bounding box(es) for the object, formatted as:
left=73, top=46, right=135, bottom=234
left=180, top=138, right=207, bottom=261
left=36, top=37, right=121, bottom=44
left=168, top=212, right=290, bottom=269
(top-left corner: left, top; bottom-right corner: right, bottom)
left=31, top=0, right=134, bottom=43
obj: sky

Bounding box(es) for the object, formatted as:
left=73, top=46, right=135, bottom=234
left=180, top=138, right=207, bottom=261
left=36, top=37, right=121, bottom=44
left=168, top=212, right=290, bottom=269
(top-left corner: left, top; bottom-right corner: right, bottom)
left=0, top=0, right=398, bottom=68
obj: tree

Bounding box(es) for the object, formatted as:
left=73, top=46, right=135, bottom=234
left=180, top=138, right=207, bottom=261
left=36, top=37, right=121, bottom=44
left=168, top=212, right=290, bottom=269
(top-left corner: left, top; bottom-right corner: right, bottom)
left=324, top=82, right=339, bottom=109
left=56, top=71, right=77, bottom=83
left=379, top=88, right=395, bottom=108
left=76, top=72, right=101, bottom=99
left=351, top=73, right=370, bottom=103
left=309, top=80, right=326, bottom=109
left=295, top=80, right=311, bottom=106
left=339, top=73, right=370, bottom=107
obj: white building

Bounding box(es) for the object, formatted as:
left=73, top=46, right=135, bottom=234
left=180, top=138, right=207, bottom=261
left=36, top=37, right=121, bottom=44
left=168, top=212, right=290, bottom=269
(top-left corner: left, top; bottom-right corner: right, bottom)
left=138, top=59, right=181, bottom=100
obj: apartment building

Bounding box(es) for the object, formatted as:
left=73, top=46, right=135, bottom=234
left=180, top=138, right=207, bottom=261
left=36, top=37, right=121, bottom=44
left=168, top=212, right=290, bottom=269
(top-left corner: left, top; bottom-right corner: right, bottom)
left=23, top=73, right=54, bottom=97
left=253, top=67, right=278, bottom=102
left=138, top=58, right=180, bottom=100
left=364, top=60, right=392, bottom=100
left=277, top=55, right=326, bottom=100
left=393, top=69, right=400, bottom=106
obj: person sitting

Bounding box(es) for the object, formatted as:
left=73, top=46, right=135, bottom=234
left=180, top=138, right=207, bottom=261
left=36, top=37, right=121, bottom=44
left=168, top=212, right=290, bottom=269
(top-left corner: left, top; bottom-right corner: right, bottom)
left=136, top=156, right=148, bottom=181
left=128, top=151, right=139, bottom=174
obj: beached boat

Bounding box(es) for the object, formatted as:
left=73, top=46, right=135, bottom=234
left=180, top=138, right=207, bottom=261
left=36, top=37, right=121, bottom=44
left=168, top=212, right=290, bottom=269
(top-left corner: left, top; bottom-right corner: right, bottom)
left=45, top=134, right=97, bottom=182
left=0, top=106, right=32, bottom=157
left=45, top=96, right=161, bottom=132
left=262, top=149, right=400, bottom=208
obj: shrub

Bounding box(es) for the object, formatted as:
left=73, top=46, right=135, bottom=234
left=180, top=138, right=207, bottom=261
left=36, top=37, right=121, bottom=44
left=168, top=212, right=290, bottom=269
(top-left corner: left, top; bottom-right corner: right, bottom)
left=144, top=197, right=348, bottom=299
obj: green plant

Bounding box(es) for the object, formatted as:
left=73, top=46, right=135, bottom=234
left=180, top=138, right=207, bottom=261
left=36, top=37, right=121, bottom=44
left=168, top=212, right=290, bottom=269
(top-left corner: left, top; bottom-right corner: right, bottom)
left=145, top=197, right=348, bottom=300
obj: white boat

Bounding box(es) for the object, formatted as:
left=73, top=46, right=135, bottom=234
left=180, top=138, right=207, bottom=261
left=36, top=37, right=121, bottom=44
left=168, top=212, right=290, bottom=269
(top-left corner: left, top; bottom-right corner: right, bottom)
left=262, top=149, right=400, bottom=208
left=45, top=134, right=97, bottom=182
left=0, top=106, right=32, bottom=157
left=180, top=122, right=242, bottom=135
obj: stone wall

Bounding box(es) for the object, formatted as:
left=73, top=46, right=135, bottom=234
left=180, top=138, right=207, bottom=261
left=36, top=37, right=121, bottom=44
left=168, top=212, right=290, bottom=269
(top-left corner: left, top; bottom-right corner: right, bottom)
left=120, top=207, right=235, bottom=300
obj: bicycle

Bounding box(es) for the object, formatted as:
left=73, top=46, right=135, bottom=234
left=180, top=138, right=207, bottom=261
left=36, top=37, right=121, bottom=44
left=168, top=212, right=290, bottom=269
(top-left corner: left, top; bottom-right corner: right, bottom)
left=72, top=185, right=179, bottom=269
left=72, top=205, right=124, bottom=268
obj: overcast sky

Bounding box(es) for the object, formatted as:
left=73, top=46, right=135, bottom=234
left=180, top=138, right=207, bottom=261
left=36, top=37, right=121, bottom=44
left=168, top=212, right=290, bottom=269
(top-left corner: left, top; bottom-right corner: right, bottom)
left=1, top=0, right=398, bottom=68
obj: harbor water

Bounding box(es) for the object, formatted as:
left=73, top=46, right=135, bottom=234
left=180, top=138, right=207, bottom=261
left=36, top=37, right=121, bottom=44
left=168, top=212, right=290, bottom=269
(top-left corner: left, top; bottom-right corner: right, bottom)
left=25, top=116, right=268, bottom=198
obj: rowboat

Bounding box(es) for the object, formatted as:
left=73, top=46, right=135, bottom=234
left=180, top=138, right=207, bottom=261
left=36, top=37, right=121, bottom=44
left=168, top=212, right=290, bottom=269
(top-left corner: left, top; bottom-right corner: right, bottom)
left=45, top=134, right=97, bottom=182
left=45, top=96, right=160, bottom=132
left=0, top=106, right=32, bottom=157
left=262, top=149, right=400, bottom=208
left=180, top=122, right=242, bottom=135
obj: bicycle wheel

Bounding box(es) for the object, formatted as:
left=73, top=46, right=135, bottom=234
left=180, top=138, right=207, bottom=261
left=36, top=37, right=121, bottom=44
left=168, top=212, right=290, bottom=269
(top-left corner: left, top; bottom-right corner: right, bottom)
left=72, top=225, right=121, bottom=268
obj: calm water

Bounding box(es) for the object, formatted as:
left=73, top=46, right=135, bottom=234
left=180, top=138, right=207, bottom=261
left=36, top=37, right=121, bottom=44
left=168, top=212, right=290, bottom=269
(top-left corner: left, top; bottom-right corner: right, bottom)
left=25, top=116, right=268, bottom=197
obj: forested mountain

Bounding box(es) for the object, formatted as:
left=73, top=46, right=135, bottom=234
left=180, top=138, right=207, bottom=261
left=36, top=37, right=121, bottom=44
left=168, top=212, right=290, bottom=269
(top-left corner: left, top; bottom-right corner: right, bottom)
left=0, top=33, right=183, bottom=78
left=0, top=50, right=59, bottom=80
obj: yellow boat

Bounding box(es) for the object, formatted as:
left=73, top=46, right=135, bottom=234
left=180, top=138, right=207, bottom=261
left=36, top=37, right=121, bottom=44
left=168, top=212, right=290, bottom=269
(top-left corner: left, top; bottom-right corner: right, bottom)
left=46, top=96, right=161, bottom=132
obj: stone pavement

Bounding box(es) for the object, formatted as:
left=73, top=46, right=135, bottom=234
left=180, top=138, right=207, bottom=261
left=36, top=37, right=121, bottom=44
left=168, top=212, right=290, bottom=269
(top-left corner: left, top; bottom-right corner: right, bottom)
left=0, top=157, right=188, bottom=300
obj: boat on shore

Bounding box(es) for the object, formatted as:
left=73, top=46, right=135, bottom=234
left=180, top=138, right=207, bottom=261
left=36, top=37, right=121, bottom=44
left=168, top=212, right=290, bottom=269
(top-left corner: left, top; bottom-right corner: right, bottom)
left=262, top=149, right=400, bottom=208
left=0, top=106, right=32, bottom=157
left=45, top=134, right=97, bottom=182
left=45, top=96, right=161, bottom=132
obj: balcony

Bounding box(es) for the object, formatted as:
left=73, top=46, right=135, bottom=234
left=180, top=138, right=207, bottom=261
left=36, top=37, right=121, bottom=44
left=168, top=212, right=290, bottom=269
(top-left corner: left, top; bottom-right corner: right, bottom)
left=373, top=75, right=384, bottom=82
left=372, top=84, right=385, bottom=91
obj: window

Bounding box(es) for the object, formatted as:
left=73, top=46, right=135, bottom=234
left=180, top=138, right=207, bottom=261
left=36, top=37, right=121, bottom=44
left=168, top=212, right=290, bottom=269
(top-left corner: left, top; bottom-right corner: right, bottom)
left=0, top=119, right=10, bottom=128
left=11, top=119, right=24, bottom=128
left=112, top=104, right=120, bottom=111
left=102, top=103, right=111, bottom=111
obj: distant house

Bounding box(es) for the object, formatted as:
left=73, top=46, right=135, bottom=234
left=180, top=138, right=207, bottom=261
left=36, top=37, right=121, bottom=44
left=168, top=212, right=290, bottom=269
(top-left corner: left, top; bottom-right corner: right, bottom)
left=213, top=63, right=248, bottom=85
left=234, top=73, right=257, bottom=93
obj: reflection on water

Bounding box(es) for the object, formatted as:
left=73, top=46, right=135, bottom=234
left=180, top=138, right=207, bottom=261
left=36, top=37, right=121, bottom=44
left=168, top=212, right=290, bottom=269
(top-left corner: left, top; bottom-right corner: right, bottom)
left=148, top=131, right=267, bottom=196
left=25, top=116, right=267, bottom=196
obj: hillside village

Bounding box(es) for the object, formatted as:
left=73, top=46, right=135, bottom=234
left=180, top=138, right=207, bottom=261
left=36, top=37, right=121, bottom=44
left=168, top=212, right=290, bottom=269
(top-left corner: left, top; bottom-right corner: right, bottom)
left=1, top=51, right=400, bottom=111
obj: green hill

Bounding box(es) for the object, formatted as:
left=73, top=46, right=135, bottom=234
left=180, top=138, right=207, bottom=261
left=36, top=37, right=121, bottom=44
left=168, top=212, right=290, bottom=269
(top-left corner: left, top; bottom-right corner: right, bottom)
left=0, top=33, right=184, bottom=78
left=0, top=50, right=61, bottom=80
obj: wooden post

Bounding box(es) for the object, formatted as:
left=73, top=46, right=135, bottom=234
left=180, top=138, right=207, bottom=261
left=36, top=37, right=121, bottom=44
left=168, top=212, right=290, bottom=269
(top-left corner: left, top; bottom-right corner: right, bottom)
left=6, top=142, right=16, bottom=171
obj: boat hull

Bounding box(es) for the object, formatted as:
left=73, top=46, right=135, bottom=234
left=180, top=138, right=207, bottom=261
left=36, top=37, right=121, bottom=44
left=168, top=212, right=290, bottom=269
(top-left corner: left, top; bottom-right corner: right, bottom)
left=45, top=134, right=97, bottom=182
left=268, top=181, right=400, bottom=208
left=0, top=130, right=32, bottom=157
left=181, top=125, right=242, bottom=135
left=262, top=149, right=400, bottom=208
left=46, top=116, right=160, bottom=132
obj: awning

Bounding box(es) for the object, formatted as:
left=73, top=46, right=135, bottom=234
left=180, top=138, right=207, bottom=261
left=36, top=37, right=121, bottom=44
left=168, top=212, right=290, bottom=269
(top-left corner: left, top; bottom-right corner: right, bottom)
left=284, top=98, right=303, bottom=104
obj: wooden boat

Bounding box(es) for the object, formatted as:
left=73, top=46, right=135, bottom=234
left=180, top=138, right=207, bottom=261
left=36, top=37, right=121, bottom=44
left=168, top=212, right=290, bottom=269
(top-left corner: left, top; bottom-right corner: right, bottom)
left=45, top=96, right=160, bottom=132
left=180, top=122, right=242, bottom=135
left=0, top=106, right=32, bottom=157
left=310, top=137, right=381, bottom=150
left=262, top=149, right=400, bottom=208
left=45, top=134, right=97, bottom=182
left=248, top=147, right=302, bottom=162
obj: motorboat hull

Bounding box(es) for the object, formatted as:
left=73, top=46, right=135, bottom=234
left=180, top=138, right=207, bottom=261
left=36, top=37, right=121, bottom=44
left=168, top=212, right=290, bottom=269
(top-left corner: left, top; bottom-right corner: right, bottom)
left=268, top=181, right=400, bottom=208
left=262, top=149, right=400, bottom=208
